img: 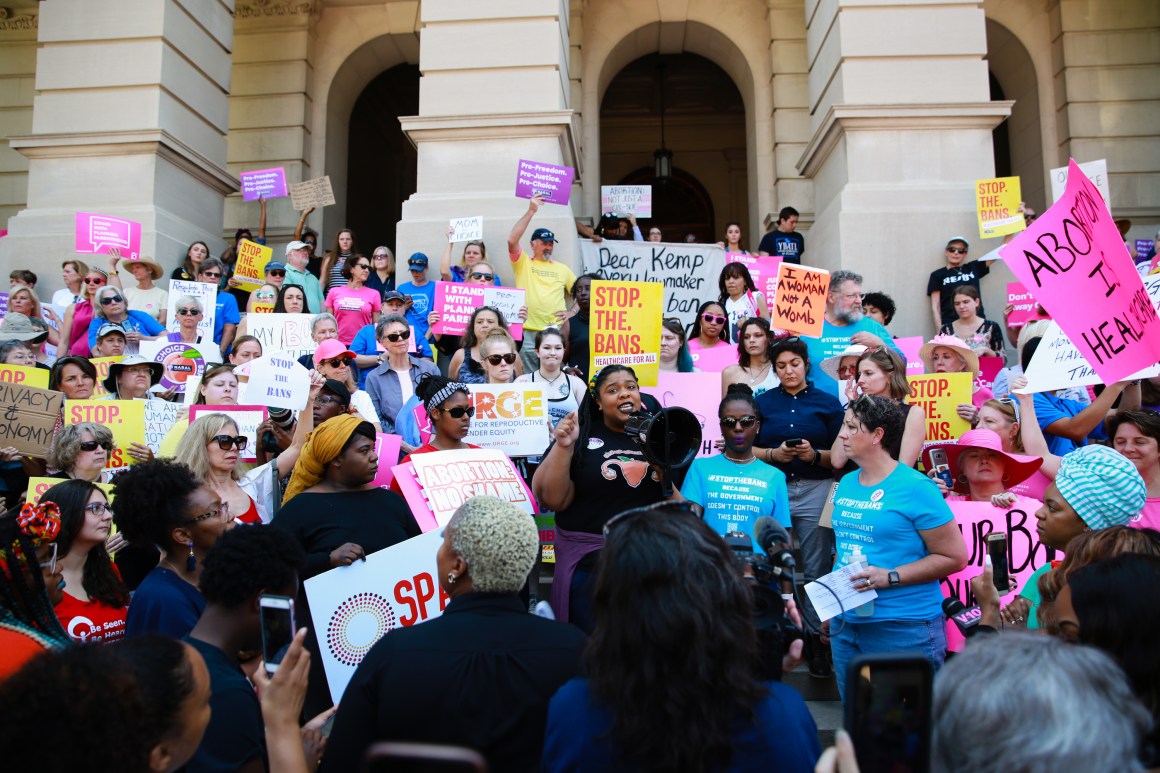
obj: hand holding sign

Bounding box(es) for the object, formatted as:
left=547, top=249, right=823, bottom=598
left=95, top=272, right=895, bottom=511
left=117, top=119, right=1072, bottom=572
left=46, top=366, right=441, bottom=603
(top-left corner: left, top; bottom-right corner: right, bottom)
left=449, top=217, right=483, bottom=242
left=772, top=264, right=830, bottom=337
left=239, top=168, right=288, bottom=201
left=247, top=352, right=312, bottom=411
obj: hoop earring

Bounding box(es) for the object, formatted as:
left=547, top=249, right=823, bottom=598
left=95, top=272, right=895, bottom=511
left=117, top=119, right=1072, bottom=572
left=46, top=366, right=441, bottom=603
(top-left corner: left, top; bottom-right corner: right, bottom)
left=1002, top=473, right=1011, bottom=482
left=186, top=541, right=196, bottom=572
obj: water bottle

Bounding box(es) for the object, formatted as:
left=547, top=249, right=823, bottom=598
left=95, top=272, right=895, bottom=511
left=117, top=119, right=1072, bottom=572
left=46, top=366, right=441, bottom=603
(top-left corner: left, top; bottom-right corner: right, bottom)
left=844, top=545, right=875, bottom=617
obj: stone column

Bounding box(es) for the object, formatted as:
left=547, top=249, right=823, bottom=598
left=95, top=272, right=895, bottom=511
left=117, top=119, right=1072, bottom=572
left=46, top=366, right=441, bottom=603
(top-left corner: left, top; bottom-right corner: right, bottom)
left=797, top=0, right=1010, bottom=336
left=396, top=0, right=578, bottom=282
left=0, top=0, right=236, bottom=291
left=0, top=6, right=39, bottom=228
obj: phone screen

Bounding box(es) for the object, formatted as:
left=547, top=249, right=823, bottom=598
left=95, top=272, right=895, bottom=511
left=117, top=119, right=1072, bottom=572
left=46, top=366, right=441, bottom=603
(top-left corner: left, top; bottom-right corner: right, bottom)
left=846, top=655, right=933, bottom=773
left=986, top=533, right=1011, bottom=593
left=259, top=597, right=295, bottom=674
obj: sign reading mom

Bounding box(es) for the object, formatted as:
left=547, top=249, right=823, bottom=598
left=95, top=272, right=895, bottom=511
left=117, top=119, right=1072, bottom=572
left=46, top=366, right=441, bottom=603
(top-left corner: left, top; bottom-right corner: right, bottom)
left=999, top=159, right=1160, bottom=385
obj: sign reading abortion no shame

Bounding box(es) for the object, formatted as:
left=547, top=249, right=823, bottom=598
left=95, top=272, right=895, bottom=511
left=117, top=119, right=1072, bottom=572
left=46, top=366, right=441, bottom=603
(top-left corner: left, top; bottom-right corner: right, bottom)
left=0, top=382, right=63, bottom=457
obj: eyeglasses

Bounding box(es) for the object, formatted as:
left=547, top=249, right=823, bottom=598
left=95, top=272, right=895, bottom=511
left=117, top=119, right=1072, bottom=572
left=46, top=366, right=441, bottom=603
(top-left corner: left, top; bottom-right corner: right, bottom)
left=438, top=405, right=476, bottom=419
left=99, top=295, right=124, bottom=305
left=720, top=415, right=759, bottom=429
left=200, top=272, right=222, bottom=279
left=998, top=397, right=1022, bottom=423
left=947, top=247, right=967, bottom=254
left=320, top=356, right=353, bottom=369
left=701, top=313, right=727, bottom=325
left=182, top=501, right=231, bottom=525
left=83, top=277, right=106, bottom=285
left=267, top=270, right=286, bottom=277
left=603, top=500, right=699, bottom=538
left=211, top=434, right=248, bottom=451
left=38, top=543, right=58, bottom=574
left=384, top=330, right=411, bottom=342
left=485, top=353, right=517, bottom=366
left=83, top=502, right=113, bottom=517
left=470, top=272, right=495, bottom=282
left=79, top=440, right=113, bottom=453
left=177, top=308, right=202, bottom=316
left=316, top=395, right=347, bottom=406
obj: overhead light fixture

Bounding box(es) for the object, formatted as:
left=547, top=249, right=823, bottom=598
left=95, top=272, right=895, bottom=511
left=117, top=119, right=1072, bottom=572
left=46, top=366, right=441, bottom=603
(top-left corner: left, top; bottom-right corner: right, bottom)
left=654, top=62, right=672, bottom=182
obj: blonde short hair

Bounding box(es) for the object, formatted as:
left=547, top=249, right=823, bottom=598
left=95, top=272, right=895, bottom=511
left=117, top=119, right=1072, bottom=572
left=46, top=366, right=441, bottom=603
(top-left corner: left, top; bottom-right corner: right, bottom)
left=447, top=496, right=537, bottom=593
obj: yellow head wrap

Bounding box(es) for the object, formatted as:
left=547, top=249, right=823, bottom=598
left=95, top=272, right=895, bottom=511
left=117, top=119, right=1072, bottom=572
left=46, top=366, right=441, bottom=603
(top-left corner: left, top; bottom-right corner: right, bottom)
left=282, top=414, right=367, bottom=505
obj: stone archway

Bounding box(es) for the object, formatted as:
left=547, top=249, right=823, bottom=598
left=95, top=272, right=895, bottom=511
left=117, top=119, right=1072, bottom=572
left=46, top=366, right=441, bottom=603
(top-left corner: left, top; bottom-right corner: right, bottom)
left=986, top=19, right=1047, bottom=211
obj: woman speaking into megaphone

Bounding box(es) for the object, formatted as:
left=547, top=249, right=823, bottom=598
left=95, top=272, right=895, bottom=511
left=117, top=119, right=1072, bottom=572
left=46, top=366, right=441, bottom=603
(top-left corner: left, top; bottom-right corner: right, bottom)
left=532, top=364, right=686, bottom=632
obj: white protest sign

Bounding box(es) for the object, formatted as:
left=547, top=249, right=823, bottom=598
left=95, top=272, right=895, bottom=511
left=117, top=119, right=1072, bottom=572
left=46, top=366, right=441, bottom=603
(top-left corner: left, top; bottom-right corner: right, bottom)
left=448, top=216, right=483, bottom=243
left=409, top=448, right=536, bottom=526
left=579, top=239, right=726, bottom=330
left=600, top=185, right=652, bottom=217
left=1021, top=273, right=1160, bottom=393
left=483, top=286, right=526, bottom=340
left=247, top=313, right=316, bottom=362
left=462, top=383, right=552, bottom=457
left=1050, top=159, right=1111, bottom=213
left=289, top=175, right=336, bottom=211
left=245, top=352, right=311, bottom=411
left=190, top=405, right=268, bottom=463
left=167, top=280, right=217, bottom=342
left=304, top=529, right=444, bottom=704
left=143, top=401, right=181, bottom=454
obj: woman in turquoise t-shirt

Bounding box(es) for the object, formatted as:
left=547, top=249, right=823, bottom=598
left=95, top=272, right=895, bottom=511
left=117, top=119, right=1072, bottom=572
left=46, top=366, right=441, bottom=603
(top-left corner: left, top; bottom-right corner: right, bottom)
left=828, top=395, right=968, bottom=701
left=683, top=383, right=789, bottom=539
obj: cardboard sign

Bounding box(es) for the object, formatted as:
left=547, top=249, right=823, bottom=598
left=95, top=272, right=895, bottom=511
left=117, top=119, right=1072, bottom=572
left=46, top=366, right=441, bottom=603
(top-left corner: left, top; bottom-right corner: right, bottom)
left=430, top=282, right=525, bottom=341
left=895, top=336, right=925, bottom=376
left=144, top=400, right=181, bottom=454
left=245, top=353, right=311, bottom=411
left=190, top=405, right=269, bottom=462
left=304, top=529, right=446, bottom=703
left=448, top=216, right=483, bottom=243
left=1006, top=281, right=1040, bottom=328
left=600, top=185, right=652, bottom=217
left=289, top=175, right=336, bottom=210
left=640, top=372, right=723, bottom=458
left=942, top=498, right=1058, bottom=650
left=239, top=167, right=287, bottom=201
left=771, top=263, right=830, bottom=337
left=726, top=252, right=781, bottom=301
left=975, top=177, right=1025, bottom=239
left=405, top=449, right=537, bottom=527
left=140, top=340, right=209, bottom=394
left=579, top=239, right=727, bottom=330
left=371, top=433, right=403, bottom=489
left=0, top=364, right=47, bottom=389
left=1000, top=159, right=1160, bottom=385
left=167, top=280, right=217, bottom=342
left=1050, top=158, right=1110, bottom=212
left=247, top=313, right=317, bottom=362
left=64, top=400, right=146, bottom=468
left=232, top=239, right=273, bottom=290
left=589, top=280, right=663, bottom=386
left=905, top=372, right=973, bottom=445
left=461, top=383, right=552, bottom=457
left=75, top=212, right=142, bottom=260
left=514, top=159, right=574, bottom=206
left=0, top=383, right=63, bottom=457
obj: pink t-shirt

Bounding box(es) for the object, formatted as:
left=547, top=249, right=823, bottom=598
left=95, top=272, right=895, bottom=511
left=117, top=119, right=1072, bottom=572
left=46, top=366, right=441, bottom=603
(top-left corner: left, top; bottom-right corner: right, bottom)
left=972, top=384, right=994, bottom=408
left=1131, top=497, right=1160, bottom=532
left=1010, top=469, right=1051, bottom=502
left=326, top=285, right=382, bottom=345
left=687, top=338, right=738, bottom=372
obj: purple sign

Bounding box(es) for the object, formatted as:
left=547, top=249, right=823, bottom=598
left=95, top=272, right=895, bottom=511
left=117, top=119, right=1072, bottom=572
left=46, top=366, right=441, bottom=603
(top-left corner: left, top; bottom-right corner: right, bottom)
left=75, top=212, right=142, bottom=260
left=1138, top=239, right=1155, bottom=259
left=514, top=159, right=574, bottom=205
left=239, top=167, right=288, bottom=202
left=0, top=292, right=7, bottom=318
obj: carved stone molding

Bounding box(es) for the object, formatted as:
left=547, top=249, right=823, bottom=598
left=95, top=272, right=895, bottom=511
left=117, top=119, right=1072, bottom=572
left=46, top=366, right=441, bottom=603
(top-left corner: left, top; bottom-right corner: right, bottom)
left=0, top=8, right=38, bottom=33
left=235, top=0, right=318, bottom=20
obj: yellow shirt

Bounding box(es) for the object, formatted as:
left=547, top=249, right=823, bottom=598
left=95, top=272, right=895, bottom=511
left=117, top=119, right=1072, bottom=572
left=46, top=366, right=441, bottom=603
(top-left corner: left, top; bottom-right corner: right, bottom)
left=511, top=251, right=576, bottom=331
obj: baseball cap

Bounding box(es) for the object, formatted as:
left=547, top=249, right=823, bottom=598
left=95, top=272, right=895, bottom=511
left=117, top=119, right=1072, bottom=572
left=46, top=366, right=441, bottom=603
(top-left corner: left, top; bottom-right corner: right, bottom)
left=946, top=236, right=970, bottom=248
left=320, top=379, right=352, bottom=406
left=285, top=240, right=309, bottom=256
left=313, top=338, right=356, bottom=367
left=408, top=252, right=429, bottom=270
left=531, top=228, right=556, bottom=243
left=264, top=262, right=286, bottom=273
left=96, top=323, right=127, bottom=340
left=383, top=290, right=408, bottom=304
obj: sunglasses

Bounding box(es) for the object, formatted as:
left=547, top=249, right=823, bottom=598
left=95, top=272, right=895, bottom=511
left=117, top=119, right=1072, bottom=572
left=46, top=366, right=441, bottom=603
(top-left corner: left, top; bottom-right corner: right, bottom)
left=438, top=405, right=476, bottom=419
left=947, top=247, right=968, bottom=254
left=183, top=501, right=230, bottom=526
left=320, top=356, right=353, bottom=369
left=998, top=397, right=1022, bottom=423
left=603, top=500, right=699, bottom=537
left=776, top=335, right=802, bottom=345
left=38, top=543, right=59, bottom=574
left=211, top=434, right=248, bottom=451
left=177, top=308, right=202, bottom=316
left=352, top=263, right=370, bottom=270
left=200, top=272, right=222, bottom=279
left=99, top=295, right=125, bottom=305
left=720, top=415, right=759, bottom=429
left=373, top=254, right=389, bottom=260
left=485, top=353, right=517, bottom=366
left=83, top=277, right=106, bottom=285
left=384, top=330, right=411, bottom=342
left=79, top=440, right=114, bottom=453
left=470, top=272, right=495, bottom=282
left=701, top=313, right=727, bottom=325
left=267, top=270, right=286, bottom=277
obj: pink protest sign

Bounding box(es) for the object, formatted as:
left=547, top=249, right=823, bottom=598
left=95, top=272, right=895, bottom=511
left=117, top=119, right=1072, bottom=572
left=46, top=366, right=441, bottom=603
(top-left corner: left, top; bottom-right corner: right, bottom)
left=239, top=167, right=288, bottom=201
left=895, top=336, right=925, bottom=376
left=727, top=253, right=782, bottom=300
left=391, top=462, right=440, bottom=533
left=976, top=355, right=1004, bottom=393
left=411, top=404, right=433, bottom=445
left=514, top=159, right=574, bottom=206
left=371, top=433, right=403, bottom=489
left=1005, top=282, right=1044, bottom=328
left=640, top=372, right=723, bottom=458
left=941, top=498, right=1058, bottom=651
left=430, top=281, right=525, bottom=340
left=999, top=158, right=1160, bottom=384
left=75, top=212, right=142, bottom=260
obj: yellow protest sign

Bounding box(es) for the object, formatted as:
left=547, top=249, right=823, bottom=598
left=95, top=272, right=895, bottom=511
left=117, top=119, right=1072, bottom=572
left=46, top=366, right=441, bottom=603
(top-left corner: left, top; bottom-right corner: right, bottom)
left=89, top=356, right=121, bottom=398
left=0, top=363, right=48, bottom=389
left=975, top=176, right=1024, bottom=239
left=63, top=399, right=146, bottom=468
left=589, top=280, right=663, bottom=386
left=233, top=239, right=273, bottom=290
left=771, top=263, right=830, bottom=337
left=905, top=372, right=973, bottom=445
left=27, top=477, right=115, bottom=505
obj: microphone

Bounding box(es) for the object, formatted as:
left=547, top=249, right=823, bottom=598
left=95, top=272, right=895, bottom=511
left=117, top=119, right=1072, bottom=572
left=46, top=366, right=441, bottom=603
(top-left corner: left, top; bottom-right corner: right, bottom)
left=754, top=516, right=796, bottom=569
left=942, top=597, right=984, bottom=637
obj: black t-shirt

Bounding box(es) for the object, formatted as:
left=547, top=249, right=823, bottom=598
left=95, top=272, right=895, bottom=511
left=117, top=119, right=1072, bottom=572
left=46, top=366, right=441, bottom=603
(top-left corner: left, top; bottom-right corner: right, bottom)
left=926, top=259, right=990, bottom=326
left=757, top=230, right=805, bottom=264
left=183, top=636, right=265, bottom=773
left=554, top=420, right=666, bottom=534
left=566, top=312, right=590, bottom=378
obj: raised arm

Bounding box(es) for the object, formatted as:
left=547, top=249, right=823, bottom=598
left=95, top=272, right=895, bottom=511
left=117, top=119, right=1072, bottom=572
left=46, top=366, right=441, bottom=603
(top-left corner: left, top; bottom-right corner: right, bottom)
left=274, top=372, right=324, bottom=478
left=1041, top=381, right=1128, bottom=442
left=1013, top=378, right=1061, bottom=479
left=507, top=195, right=543, bottom=258
left=531, top=411, right=578, bottom=512
left=293, top=207, right=315, bottom=241
left=439, top=225, right=456, bottom=280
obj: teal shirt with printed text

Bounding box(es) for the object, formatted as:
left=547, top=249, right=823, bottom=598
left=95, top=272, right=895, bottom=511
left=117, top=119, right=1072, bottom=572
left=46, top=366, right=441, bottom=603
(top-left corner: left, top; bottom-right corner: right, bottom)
left=682, top=454, right=790, bottom=539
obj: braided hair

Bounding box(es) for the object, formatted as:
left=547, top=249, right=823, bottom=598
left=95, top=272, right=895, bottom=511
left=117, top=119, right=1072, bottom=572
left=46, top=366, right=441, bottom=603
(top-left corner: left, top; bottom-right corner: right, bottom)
left=0, top=508, right=70, bottom=650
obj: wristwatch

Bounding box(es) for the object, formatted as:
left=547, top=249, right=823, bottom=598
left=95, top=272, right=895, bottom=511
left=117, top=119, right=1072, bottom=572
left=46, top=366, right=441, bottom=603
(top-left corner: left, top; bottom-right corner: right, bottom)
left=888, top=570, right=901, bottom=587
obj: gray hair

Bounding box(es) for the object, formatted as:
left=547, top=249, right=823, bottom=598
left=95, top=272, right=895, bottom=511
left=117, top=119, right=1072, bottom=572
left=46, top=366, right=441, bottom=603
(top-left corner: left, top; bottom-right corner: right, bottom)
left=829, top=270, right=863, bottom=291
left=310, top=312, right=337, bottom=334
left=47, top=422, right=114, bottom=473
left=0, top=340, right=32, bottom=363
left=198, top=257, right=226, bottom=276
left=174, top=295, right=203, bottom=314
left=376, top=314, right=409, bottom=341
left=447, top=496, right=538, bottom=593
left=92, top=285, right=124, bottom=319
left=932, top=632, right=1150, bottom=773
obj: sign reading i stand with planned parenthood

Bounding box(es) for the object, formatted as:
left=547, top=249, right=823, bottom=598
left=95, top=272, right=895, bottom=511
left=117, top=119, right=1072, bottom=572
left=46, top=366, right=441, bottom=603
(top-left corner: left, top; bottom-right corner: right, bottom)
left=514, top=160, right=574, bottom=205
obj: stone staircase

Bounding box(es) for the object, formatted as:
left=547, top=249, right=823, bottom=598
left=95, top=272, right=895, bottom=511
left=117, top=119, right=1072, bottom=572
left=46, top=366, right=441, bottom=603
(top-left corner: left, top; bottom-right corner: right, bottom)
left=785, top=664, right=842, bottom=750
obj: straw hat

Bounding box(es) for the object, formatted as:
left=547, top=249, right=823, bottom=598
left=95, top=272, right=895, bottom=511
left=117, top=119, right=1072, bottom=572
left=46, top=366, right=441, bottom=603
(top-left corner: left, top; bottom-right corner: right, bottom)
left=124, top=256, right=164, bottom=280
left=820, top=344, right=867, bottom=382
left=919, top=334, right=979, bottom=376
left=921, top=429, right=1043, bottom=495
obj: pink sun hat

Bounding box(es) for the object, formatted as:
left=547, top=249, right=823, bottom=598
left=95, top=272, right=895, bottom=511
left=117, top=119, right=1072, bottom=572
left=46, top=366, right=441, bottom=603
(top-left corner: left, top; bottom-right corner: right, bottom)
left=922, top=428, right=1043, bottom=495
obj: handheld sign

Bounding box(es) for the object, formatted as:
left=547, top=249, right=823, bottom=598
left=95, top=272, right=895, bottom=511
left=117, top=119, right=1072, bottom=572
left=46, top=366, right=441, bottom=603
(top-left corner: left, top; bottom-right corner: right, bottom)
left=75, top=213, right=141, bottom=260
left=514, top=159, right=574, bottom=206
left=448, top=216, right=483, bottom=243
left=89, top=356, right=121, bottom=398
left=727, top=252, right=781, bottom=301
left=430, top=282, right=526, bottom=341
left=462, top=383, right=552, bottom=457
left=999, top=158, right=1160, bottom=386
left=589, top=280, right=663, bottom=386
left=140, top=340, right=210, bottom=393
left=247, top=313, right=317, bottom=362
left=640, top=372, right=723, bottom=458
left=0, top=364, right=48, bottom=389
left=402, top=449, right=537, bottom=528
left=975, top=177, right=1025, bottom=239
left=190, top=405, right=269, bottom=463
left=289, top=175, right=336, bottom=210
left=239, top=167, right=288, bottom=201
left=0, top=383, right=63, bottom=457
left=246, top=352, right=311, bottom=411
left=905, top=372, right=973, bottom=445
left=144, top=401, right=181, bottom=454
left=1006, top=282, right=1040, bottom=328
left=1050, top=158, right=1110, bottom=212
left=601, top=185, right=652, bottom=217
left=64, top=400, right=146, bottom=468
left=895, top=336, right=925, bottom=376
left=771, top=263, right=830, bottom=337
left=167, top=280, right=217, bottom=342
left=232, top=239, right=273, bottom=290
left=371, top=433, right=403, bottom=489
